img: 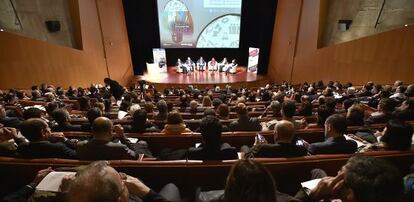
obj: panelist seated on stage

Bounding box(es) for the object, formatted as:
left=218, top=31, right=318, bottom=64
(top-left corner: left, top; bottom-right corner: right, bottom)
left=185, top=57, right=195, bottom=72
left=208, top=57, right=218, bottom=71
left=225, top=59, right=238, bottom=74
left=176, top=59, right=184, bottom=73
left=219, top=57, right=228, bottom=72
left=196, top=56, right=206, bottom=71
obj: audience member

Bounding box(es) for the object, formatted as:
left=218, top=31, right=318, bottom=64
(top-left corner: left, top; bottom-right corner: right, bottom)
left=161, top=111, right=192, bottom=135
left=51, top=109, right=82, bottom=132
left=187, top=115, right=237, bottom=160
left=295, top=156, right=404, bottom=202
left=360, top=119, right=413, bottom=152
left=125, top=109, right=159, bottom=133
left=365, top=98, right=396, bottom=124
left=229, top=103, right=262, bottom=131
left=244, top=120, right=307, bottom=158
left=154, top=100, right=168, bottom=122
left=77, top=117, right=153, bottom=159
left=307, top=114, right=357, bottom=154
left=18, top=118, right=77, bottom=159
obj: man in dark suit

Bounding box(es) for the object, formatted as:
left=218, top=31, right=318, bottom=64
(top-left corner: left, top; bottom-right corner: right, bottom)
left=229, top=103, right=262, bottom=131
left=244, top=120, right=308, bottom=158
left=77, top=117, right=152, bottom=160
left=0, top=104, right=22, bottom=129
left=17, top=118, right=77, bottom=159
left=104, top=77, right=125, bottom=100
left=187, top=115, right=238, bottom=160
left=308, top=114, right=357, bottom=154
left=51, top=109, right=83, bottom=132
left=365, top=98, right=396, bottom=125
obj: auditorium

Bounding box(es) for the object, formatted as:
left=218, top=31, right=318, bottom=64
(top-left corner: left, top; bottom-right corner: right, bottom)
left=1, top=0, right=414, bottom=201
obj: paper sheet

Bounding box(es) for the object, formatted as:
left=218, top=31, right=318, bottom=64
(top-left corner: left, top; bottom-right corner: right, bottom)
left=36, top=171, right=76, bottom=192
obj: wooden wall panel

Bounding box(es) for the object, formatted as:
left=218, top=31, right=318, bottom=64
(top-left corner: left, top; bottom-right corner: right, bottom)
left=269, top=0, right=414, bottom=86
left=96, top=0, right=133, bottom=86
left=0, top=0, right=134, bottom=89
left=267, top=0, right=302, bottom=83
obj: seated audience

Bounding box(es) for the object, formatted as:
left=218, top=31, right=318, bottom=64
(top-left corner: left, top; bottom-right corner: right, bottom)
left=222, top=160, right=295, bottom=202
left=394, top=98, right=414, bottom=121
left=187, top=115, right=237, bottom=160
left=216, top=103, right=230, bottom=120
left=202, top=96, right=212, bottom=107
left=0, top=104, right=22, bottom=129
left=346, top=103, right=365, bottom=126
left=307, top=114, right=357, bottom=154
left=0, top=124, right=27, bottom=156
left=18, top=118, right=77, bottom=159
left=229, top=103, right=262, bottom=131
left=125, top=109, right=159, bottom=133
left=81, top=107, right=102, bottom=132
left=22, top=107, right=44, bottom=120
left=360, top=119, right=413, bottom=152
left=365, top=98, right=396, bottom=124
left=51, top=109, right=82, bottom=132
left=295, top=156, right=404, bottom=202
left=77, top=117, right=152, bottom=159
left=161, top=110, right=192, bottom=135
left=154, top=100, right=168, bottom=122
left=244, top=120, right=307, bottom=158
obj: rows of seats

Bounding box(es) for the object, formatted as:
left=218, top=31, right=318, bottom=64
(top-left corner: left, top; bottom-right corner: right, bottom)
left=1, top=150, right=413, bottom=198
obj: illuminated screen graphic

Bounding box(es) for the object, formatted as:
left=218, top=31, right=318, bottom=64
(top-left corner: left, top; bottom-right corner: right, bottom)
left=157, top=0, right=242, bottom=48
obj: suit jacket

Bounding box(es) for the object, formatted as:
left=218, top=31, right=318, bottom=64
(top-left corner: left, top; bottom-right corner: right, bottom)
left=187, top=143, right=238, bottom=160
left=308, top=136, right=357, bottom=154
left=245, top=143, right=308, bottom=158
left=365, top=112, right=393, bottom=125
left=108, top=80, right=124, bottom=99
left=17, top=141, right=77, bottom=159
left=77, top=138, right=138, bottom=160
left=52, top=122, right=83, bottom=132
left=229, top=116, right=262, bottom=131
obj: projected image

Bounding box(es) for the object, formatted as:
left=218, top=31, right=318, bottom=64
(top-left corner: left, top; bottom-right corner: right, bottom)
left=158, top=0, right=242, bottom=48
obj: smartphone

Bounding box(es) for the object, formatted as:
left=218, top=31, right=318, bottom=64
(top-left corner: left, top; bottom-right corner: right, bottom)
left=256, top=133, right=266, bottom=143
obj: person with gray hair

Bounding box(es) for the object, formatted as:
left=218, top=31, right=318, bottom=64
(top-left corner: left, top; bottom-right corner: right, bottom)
left=66, top=161, right=181, bottom=202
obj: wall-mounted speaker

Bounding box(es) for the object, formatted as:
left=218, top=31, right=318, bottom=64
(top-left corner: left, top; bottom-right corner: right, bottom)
left=45, top=20, right=61, bottom=32
left=338, top=20, right=352, bottom=31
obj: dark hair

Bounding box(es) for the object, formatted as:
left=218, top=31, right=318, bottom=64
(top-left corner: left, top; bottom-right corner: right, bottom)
left=343, top=99, right=355, bottom=111
left=347, top=104, right=365, bottom=126
left=167, top=111, right=183, bottom=124
left=52, top=109, right=70, bottom=124
left=20, top=119, right=47, bottom=141
left=23, top=107, right=43, bottom=120
left=199, top=115, right=222, bottom=148
left=45, top=102, right=59, bottom=115
left=224, top=160, right=277, bottom=202
left=344, top=156, right=403, bottom=202
left=317, top=104, right=332, bottom=126
left=204, top=108, right=216, bottom=117
left=299, top=101, right=313, bottom=116
left=86, top=108, right=102, bottom=124
left=282, top=101, right=296, bottom=118
left=119, top=100, right=130, bottom=112
left=379, top=98, right=396, bottom=113
left=133, top=109, right=147, bottom=130
left=217, top=104, right=230, bottom=118
left=325, top=114, right=347, bottom=134
left=79, top=96, right=91, bottom=111
left=212, top=98, right=223, bottom=109
left=381, top=119, right=413, bottom=150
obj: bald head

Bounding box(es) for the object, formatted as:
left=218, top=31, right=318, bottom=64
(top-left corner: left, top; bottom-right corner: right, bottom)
left=274, top=120, right=295, bottom=143
left=92, top=117, right=113, bottom=138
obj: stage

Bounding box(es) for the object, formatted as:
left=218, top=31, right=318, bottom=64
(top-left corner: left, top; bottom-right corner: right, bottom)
left=136, top=66, right=269, bottom=89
